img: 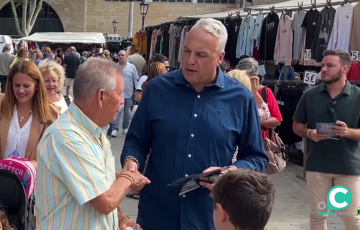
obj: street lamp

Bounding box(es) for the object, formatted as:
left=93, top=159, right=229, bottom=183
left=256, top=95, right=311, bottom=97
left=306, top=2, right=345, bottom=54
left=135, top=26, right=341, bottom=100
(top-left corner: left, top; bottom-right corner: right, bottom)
left=112, top=18, right=118, bottom=34
left=140, top=1, right=149, bottom=30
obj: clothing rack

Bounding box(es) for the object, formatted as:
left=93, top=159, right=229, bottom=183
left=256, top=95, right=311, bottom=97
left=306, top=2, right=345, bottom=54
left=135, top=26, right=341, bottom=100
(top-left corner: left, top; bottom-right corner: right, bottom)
left=145, top=18, right=198, bottom=31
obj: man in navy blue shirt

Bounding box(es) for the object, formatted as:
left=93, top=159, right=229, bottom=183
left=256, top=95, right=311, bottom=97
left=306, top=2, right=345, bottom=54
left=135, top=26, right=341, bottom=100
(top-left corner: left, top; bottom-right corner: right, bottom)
left=121, top=18, right=268, bottom=230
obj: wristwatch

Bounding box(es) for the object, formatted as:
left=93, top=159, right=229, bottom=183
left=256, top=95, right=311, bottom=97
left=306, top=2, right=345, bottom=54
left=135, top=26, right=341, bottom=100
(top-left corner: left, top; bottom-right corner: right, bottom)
left=307, top=129, right=312, bottom=138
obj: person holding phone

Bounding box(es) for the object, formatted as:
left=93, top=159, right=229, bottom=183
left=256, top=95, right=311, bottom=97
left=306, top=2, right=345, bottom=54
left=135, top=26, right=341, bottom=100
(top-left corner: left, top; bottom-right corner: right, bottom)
left=293, top=49, right=360, bottom=230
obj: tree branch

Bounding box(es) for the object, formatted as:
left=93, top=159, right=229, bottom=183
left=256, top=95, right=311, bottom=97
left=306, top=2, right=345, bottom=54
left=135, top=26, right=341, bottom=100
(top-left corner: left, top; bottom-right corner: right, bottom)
left=29, top=0, right=43, bottom=30
left=22, top=0, right=28, bottom=35
left=28, top=0, right=36, bottom=28
left=10, top=0, right=24, bottom=36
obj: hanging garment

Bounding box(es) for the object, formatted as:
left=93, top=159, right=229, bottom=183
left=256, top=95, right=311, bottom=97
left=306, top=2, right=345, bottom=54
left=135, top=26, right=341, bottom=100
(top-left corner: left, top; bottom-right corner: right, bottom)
left=348, top=62, right=360, bottom=81
left=149, top=29, right=158, bottom=60
left=155, top=29, right=163, bottom=54
left=301, top=9, right=320, bottom=50
left=253, top=13, right=265, bottom=49
left=259, top=12, right=280, bottom=61
left=178, top=26, right=189, bottom=65
left=130, top=30, right=148, bottom=56
left=293, top=10, right=306, bottom=60
left=225, top=16, right=242, bottom=67
left=236, top=14, right=255, bottom=57
left=327, top=3, right=353, bottom=52
left=169, top=25, right=182, bottom=68
left=274, top=15, right=293, bottom=65
left=311, top=7, right=336, bottom=62
left=351, top=2, right=360, bottom=51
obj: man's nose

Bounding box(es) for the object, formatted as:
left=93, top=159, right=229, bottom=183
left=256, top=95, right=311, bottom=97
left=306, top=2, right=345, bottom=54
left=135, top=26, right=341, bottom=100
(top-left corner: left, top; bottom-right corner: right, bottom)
left=186, top=53, right=196, bottom=65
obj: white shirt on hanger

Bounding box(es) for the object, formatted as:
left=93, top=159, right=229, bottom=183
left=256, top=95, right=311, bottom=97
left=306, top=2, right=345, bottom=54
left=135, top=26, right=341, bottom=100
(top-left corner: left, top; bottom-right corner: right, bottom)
left=327, top=3, right=354, bottom=52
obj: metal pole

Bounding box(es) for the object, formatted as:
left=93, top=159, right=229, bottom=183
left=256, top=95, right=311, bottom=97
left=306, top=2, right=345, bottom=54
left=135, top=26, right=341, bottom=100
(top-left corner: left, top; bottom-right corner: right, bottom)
left=142, top=16, right=145, bottom=30
left=113, top=28, right=116, bottom=34
left=127, top=1, right=134, bottom=37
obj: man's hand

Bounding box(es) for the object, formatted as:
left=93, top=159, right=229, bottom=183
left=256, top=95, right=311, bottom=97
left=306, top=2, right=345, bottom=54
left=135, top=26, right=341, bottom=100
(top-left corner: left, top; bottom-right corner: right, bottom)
left=119, top=216, right=142, bottom=230
left=123, top=158, right=138, bottom=172
left=199, top=166, right=237, bottom=190
left=309, top=129, right=329, bottom=142
left=116, top=169, right=151, bottom=191
left=331, top=120, right=347, bottom=137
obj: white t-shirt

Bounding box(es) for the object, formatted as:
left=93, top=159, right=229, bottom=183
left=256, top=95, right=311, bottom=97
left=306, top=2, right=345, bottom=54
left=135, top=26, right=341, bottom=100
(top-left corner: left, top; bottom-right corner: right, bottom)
left=136, top=75, right=148, bottom=91
left=53, top=95, right=73, bottom=115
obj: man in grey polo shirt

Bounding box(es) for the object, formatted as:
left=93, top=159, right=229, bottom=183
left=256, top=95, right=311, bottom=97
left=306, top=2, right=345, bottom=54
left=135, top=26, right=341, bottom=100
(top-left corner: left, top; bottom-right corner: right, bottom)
left=0, top=44, right=15, bottom=93
left=111, top=50, right=138, bottom=137
left=293, top=49, right=360, bottom=230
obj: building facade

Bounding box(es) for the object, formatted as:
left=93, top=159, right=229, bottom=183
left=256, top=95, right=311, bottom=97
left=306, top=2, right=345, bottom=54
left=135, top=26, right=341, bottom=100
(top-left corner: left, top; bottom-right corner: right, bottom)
left=0, top=0, right=240, bottom=37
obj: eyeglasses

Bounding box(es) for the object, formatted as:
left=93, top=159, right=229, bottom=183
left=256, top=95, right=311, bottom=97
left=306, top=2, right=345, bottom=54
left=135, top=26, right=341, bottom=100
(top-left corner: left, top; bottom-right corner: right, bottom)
left=327, top=100, right=337, bottom=114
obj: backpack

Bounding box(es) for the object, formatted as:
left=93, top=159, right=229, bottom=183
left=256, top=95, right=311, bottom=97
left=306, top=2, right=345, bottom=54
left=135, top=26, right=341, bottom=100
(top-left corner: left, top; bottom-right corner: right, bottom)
left=63, top=94, right=71, bottom=106
left=0, top=156, right=36, bottom=199
left=260, top=87, right=289, bottom=174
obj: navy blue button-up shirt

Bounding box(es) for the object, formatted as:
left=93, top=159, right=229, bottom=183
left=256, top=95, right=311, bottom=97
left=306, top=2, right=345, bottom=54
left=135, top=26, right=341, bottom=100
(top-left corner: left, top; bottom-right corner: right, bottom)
left=121, top=69, right=268, bottom=230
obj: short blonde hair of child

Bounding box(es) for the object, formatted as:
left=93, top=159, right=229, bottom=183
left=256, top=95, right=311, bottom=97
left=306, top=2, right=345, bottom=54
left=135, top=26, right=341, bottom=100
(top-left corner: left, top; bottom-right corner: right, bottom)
left=38, top=59, right=65, bottom=92
left=227, top=69, right=251, bottom=91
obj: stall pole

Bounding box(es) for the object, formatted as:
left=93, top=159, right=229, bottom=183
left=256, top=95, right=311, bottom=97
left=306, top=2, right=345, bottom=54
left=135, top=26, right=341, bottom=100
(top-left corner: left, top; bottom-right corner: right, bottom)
left=128, top=1, right=134, bottom=37
left=296, top=137, right=307, bottom=181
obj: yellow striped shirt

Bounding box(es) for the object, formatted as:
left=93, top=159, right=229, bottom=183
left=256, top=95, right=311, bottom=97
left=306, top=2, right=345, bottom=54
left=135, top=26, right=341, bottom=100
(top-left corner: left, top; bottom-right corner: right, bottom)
left=35, top=103, right=118, bottom=230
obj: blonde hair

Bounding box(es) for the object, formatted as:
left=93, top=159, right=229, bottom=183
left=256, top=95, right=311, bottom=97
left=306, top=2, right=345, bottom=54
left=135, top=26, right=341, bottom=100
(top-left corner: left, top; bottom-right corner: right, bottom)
left=1, top=60, right=51, bottom=122
left=38, top=59, right=66, bottom=92
left=227, top=70, right=251, bottom=91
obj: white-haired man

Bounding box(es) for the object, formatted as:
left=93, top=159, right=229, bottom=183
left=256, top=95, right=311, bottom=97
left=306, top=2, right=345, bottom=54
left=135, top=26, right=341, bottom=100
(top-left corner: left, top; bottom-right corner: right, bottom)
left=35, top=58, right=150, bottom=230
left=121, top=18, right=268, bottom=230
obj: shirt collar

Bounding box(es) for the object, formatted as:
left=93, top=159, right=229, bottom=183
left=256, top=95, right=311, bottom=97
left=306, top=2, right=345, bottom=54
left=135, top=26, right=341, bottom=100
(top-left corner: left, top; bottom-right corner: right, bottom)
left=319, top=80, right=351, bottom=96
left=68, top=103, right=107, bottom=141
left=174, top=67, right=225, bottom=88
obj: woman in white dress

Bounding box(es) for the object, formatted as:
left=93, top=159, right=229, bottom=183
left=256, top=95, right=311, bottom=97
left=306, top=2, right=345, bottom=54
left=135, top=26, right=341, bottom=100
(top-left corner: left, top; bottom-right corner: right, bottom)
left=38, top=59, right=72, bottom=115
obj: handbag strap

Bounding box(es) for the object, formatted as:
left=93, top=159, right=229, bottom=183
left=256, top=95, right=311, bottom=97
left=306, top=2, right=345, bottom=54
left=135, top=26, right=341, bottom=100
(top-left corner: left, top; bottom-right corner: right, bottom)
left=260, top=87, right=274, bottom=139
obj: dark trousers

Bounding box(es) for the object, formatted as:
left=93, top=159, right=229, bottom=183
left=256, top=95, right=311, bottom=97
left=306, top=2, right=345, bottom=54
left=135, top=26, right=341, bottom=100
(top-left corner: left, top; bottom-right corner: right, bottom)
left=0, top=75, right=7, bottom=93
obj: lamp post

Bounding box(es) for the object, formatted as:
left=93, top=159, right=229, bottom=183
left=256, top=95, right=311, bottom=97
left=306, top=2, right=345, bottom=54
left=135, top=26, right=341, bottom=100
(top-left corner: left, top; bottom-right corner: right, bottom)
left=140, top=1, right=149, bottom=30
left=112, top=18, right=118, bottom=34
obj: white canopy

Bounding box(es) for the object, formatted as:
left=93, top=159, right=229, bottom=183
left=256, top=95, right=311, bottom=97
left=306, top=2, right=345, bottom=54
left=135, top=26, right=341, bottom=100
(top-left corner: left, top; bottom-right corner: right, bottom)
left=20, top=32, right=106, bottom=44
left=179, top=0, right=358, bottom=19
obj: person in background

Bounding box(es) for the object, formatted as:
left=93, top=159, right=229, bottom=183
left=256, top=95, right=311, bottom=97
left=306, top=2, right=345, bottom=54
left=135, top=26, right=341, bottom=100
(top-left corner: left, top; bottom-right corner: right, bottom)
left=10, top=48, right=28, bottom=69
left=293, top=49, right=360, bottom=230
left=34, top=51, right=43, bottom=66
left=80, top=51, right=88, bottom=64
left=0, top=60, right=59, bottom=166
left=212, top=169, right=275, bottom=230
left=121, top=18, right=267, bottom=230
left=219, top=60, right=228, bottom=73
left=103, top=50, right=112, bottom=60
left=42, top=47, right=52, bottom=60
left=237, top=58, right=282, bottom=138
left=110, top=50, right=138, bottom=137
left=55, top=54, right=63, bottom=65
left=35, top=58, right=150, bottom=230
left=0, top=44, right=15, bottom=93
left=63, top=46, right=81, bottom=96
left=128, top=45, right=146, bottom=76
left=150, top=54, right=170, bottom=72
left=39, top=59, right=72, bottom=115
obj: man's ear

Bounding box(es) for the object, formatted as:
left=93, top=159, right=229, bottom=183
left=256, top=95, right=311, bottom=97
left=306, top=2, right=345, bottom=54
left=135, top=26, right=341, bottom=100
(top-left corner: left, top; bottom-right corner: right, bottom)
left=95, top=89, right=105, bottom=107
left=215, top=203, right=228, bottom=223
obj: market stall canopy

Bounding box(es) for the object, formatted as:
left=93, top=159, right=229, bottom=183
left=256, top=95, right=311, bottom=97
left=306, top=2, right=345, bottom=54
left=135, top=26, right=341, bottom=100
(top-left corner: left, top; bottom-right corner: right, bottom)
left=179, top=0, right=359, bottom=19
left=20, top=32, right=106, bottom=44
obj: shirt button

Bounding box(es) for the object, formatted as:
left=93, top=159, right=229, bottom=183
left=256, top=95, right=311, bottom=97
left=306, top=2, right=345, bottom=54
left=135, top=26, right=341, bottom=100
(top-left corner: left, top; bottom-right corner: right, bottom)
left=191, top=134, right=194, bottom=137
left=188, top=154, right=192, bottom=158
left=185, top=174, right=188, bottom=177
left=197, top=95, right=200, bottom=98
left=194, top=114, right=198, bottom=117
left=183, top=195, right=186, bottom=198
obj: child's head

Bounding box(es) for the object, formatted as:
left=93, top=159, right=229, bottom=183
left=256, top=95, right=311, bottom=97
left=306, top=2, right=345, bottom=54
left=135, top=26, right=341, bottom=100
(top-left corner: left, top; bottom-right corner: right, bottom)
left=212, top=169, right=275, bottom=230
left=0, top=209, right=15, bottom=230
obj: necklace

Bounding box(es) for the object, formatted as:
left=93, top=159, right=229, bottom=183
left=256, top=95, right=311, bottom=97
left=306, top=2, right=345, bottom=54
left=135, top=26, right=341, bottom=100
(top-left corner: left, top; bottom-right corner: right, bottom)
left=18, top=110, right=32, bottom=123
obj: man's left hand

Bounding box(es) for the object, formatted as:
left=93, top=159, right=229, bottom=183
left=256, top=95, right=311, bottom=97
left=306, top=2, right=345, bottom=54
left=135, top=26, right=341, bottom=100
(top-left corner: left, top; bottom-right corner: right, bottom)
left=331, top=120, right=347, bottom=137
left=199, top=166, right=237, bottom=190
left=119, top=217, right=142, bottom=230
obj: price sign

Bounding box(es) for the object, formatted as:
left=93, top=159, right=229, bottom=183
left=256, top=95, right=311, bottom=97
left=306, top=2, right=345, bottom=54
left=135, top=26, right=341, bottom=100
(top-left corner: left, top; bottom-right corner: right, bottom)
left=351, top=51, right=359, bottom=61
left=304, top=71, right=317, bottom=86
left=258, top=64, right=266, bottom=76
left=304, top=49, right=311, bottom=60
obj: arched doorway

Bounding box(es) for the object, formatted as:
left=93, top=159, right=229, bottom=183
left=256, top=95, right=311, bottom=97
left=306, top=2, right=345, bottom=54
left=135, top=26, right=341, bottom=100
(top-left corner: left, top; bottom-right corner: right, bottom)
left=0, top=1, right=64, bottom=37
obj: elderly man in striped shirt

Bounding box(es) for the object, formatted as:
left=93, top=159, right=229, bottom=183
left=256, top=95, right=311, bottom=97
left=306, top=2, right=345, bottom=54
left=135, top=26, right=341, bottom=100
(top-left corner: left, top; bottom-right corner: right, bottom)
left=35, top=58, right=150, bottom=230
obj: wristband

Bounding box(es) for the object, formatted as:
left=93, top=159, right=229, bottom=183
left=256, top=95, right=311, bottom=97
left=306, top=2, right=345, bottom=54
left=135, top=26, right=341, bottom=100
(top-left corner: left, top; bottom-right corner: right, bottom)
left=307, top=129, right=312, bottom=138
left=118, top=173, right=135, bottom=186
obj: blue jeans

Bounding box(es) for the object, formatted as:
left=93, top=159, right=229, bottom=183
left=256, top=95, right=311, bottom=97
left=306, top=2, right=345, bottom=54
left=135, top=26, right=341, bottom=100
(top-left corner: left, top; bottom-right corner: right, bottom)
left=112, top=98, right=132, bottom=132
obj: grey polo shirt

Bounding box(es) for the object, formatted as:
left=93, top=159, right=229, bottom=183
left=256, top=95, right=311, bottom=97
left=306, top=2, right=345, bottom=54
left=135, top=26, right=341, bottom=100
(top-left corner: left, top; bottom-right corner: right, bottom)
left=293, top=81, right=360, bottom=175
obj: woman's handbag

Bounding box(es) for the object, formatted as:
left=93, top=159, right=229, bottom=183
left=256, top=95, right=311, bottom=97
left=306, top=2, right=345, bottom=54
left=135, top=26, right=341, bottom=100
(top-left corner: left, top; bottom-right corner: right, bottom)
left=264, top=130, right=289, bottom=174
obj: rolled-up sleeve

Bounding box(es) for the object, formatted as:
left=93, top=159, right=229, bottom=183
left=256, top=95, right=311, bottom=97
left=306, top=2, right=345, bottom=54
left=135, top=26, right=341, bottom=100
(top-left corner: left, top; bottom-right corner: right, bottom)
left=234, top=96, right=269, bottom=172
left=51, top=138, right=109, bottom=206
left=121, top=82, right=152, bottom=168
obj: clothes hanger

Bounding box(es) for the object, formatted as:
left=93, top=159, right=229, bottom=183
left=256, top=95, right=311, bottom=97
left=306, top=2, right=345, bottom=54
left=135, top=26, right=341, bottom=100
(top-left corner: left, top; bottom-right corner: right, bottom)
left=341, top=0, right=351, bottom=6
left=269, top=6, right=275, bottom=14
left=297, top=1, right=303, bottom=12
left=311, top=0, right=317, bottom=9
